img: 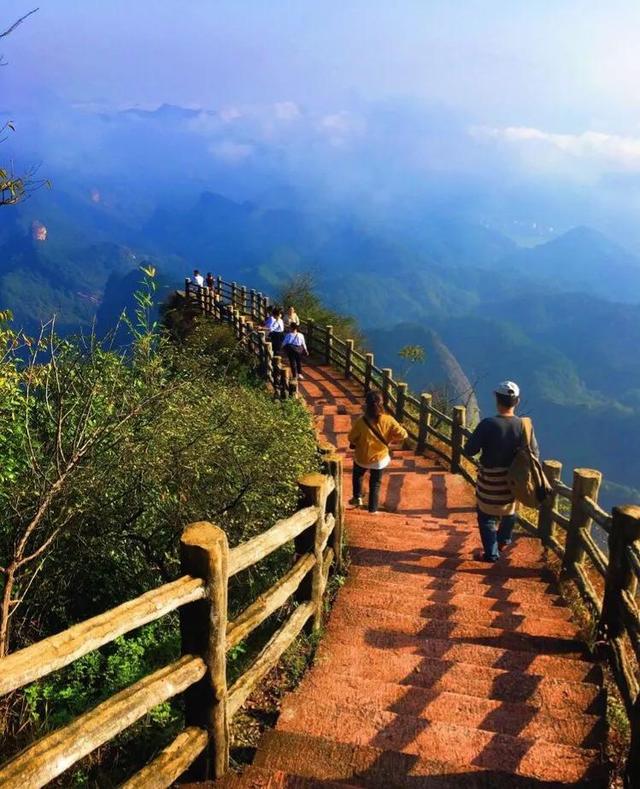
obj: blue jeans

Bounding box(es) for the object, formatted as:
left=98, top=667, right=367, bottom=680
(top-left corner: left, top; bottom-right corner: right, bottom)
left=476, top=508, right=516, bottom=561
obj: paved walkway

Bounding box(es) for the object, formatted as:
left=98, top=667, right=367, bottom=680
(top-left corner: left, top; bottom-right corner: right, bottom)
left=221, top=363, right=608, bottom=787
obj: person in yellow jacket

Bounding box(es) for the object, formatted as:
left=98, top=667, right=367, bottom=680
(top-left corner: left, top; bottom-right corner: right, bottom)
left=348, top=390, right=408, bottom=514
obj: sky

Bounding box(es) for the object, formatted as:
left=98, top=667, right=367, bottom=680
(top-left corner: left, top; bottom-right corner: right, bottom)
left=3, top=0, right=640, bottom=128
left=3, top=1, right=640, bottom=245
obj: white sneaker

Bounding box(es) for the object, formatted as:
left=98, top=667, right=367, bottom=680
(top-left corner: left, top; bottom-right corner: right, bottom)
left=297, top=374, right=304, bottom=379
left=368, top=510, right=380, bottom=516
left=349, top=497, right=363, bottom=507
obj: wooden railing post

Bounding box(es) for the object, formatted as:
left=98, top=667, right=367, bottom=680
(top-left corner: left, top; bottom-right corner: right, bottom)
left=257, top=330, right=267, bottom=379
left=306, top=320, right=315, bottom=356
left=562, top=468, right=602, bottom=578
left=451, top=405, right=466, bottom=474
left=240, top=285, right=247, bottom=315
left=627, top=691, right=640, bottom=789
left=180, top=522, right=229, bottom=780
left=250, top=289, right=257, bottom=320
left=324, top=454, right=344, bottom=573
left=598, top=505, right=640, bottom=642
left=345, top=339, right=354, bottom=379
left=185, top=278, right=191, bottom=298
left=325, top=325, right=333, bottom=365
left=417, top=393, right=432, bottom=454
left=382, top=368, right=392, bottom=408
left=297, top=473, right=328, bottom=632
left=273, top=355, right=283, bottom=399
left=364, top=353, right=374, bottom=393
left=231, top=282, right=238, bottom=309
left=395, top=382, right=407, bottom=423
left=216, top=276, right=223, bottom=297
left=264, top=339, right=274, bottom=387
left=538, top=460, right=562, bottom=548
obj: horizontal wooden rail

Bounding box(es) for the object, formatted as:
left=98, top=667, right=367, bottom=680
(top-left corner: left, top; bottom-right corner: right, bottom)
left=553, top=479, right=574, bottom=500
left=226, top=553, right=316, bottom=649
left=0, top=655, right=205, bottom=788
left=0, top=575, right=205, bottom=697
left=629, top=544, right=640, bottom=580
left=227, top=601, right=314, bottom=717
left=580, top=495, right=612, bottom=533
left=580, top=529, right=608, bottom=577
left=426, top=424, right=453, bottom=445
left=122, top=726, right=208, bottom=789
left=228, top=505, right=319, bottom=577
left=551, top=510, right=570, bottom=530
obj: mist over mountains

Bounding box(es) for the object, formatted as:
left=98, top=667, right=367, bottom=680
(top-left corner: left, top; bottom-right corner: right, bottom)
left=2, top=98, right=640, bottom=506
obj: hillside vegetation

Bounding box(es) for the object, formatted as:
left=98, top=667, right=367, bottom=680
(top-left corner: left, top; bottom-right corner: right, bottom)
left=0, top=271, right=319, bottom=782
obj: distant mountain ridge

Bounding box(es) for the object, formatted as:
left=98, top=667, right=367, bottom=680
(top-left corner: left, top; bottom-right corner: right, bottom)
left=2, top=187, right=640, bottom=505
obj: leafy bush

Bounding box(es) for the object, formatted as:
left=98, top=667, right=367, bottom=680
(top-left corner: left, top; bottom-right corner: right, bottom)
left=0, top=271, right=319, bottom=779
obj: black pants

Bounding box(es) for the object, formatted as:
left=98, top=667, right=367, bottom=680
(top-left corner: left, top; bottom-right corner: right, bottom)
left=353, top=463, right=383, bottom=512
left=270, top=331, right=284, bottom=354
left=286, top=346, right=303, bottom=377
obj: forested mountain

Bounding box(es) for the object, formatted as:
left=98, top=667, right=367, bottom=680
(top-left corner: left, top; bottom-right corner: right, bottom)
left=1, top=187, right=639, bottom=505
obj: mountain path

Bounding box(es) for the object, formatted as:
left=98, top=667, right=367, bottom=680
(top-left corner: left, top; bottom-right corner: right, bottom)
left=214, top=361, right=608, bottom=787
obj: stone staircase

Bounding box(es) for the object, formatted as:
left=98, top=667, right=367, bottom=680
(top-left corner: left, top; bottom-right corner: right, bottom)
left=213, top=363, right=609, bottom=787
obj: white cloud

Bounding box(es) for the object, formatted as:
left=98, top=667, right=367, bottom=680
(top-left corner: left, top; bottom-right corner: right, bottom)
left=472, top=125, right=640, bottom=171
left=319, top=111, right=365, bottom=147
left=219, top=106, right=243, bottom=123
left=209, top=139, right=254, bottom=163
left=273, top=101, right=301, bottom=121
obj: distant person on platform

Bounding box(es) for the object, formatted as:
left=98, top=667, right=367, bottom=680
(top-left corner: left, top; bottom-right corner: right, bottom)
left=192, top=270, right=204, bottom=289
left=284, top=305, right=299, bottom=330
left=348, top=390, right=408, bottom=514
left=263, top=307, right=276, bottom=334
left=463, top=381, right=539, bottom=562
left=269, top=308, right=285, bottom=354
left=206, top=272, right=215, bottom=289
left=282, top=322, right=308, bottom=380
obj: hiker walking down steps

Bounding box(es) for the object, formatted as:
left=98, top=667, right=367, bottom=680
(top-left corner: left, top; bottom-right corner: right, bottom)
left=282, top=322, right=308, bottom=379
left=348, top=390, right=408, bottom=514
left=464, top=380, right=540, bottom=562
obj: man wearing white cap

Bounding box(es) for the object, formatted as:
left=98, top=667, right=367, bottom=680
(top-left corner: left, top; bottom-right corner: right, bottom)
left=463, top=381, right=539, bottom=562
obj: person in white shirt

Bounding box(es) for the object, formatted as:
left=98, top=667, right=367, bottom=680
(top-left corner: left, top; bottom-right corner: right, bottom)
left=269, top=308, right=285, bottom=353
left=282, top=322, right=308, bottom=379
left=192, top=269, right=204, bottom=288
left=263, top=308, right=277, bottom=333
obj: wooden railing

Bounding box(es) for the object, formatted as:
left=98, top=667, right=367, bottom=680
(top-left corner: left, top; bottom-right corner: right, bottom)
left=190, top=275, right=640, bottom=786
left=0, top=457, right=344, bottom=786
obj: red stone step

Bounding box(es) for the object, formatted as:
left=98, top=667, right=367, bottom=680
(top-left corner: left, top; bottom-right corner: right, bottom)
left=316, top=633, right=598, bottom=682
left=349, top=548, right=553, bottom=581
left=312, top=646, right=603, bottom=713
left=275, top=700, right=604, bottom=785
left=281, top=673, right=604, bottom=749
left=346, top=512, right=477, bottom=534
left=345, top=535, right=546, bottom=566
left=329, top=594, right=579, bottom=639
left=349, top=563, right=562, bottom=596
left=342, top=577, right=572, bottom=620
left=340, top=586, right=575, bottom=627
left=255, top=730, right=560, bottom=788
left=326, top=601, right=583, bottom=649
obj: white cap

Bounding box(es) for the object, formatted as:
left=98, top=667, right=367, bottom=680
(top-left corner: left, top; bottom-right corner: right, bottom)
left=495, top=380, right=520, bottom=397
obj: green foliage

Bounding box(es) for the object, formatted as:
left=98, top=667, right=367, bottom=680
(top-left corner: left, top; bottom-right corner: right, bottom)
left=398, top=344, right=426, bottom=365
left=0, top=272, right=319, bottom=777
left=278, top=272, right=365, bottom=348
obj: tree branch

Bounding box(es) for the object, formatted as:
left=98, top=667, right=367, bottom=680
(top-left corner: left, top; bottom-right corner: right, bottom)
left=0, top=9, right=39, bottom=40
